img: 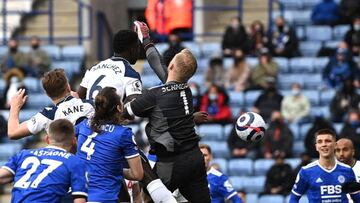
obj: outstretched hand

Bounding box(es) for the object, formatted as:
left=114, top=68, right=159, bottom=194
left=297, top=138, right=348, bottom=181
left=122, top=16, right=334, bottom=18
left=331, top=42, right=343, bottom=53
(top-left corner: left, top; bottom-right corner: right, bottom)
left=134, top=21, right=150, bottom=43
left=10, top=89, right=27, bottom=110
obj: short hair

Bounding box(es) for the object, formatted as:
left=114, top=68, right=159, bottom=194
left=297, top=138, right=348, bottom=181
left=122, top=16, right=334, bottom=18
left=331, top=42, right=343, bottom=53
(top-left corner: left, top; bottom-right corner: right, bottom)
left=113, top=30, right=139, bottom=54
left=41, top=69, right=69, bottom=99
left=315, top=128, right=337, bottom=141
left=48, top=119, right=74, bottom=146
left=199, top=143, right=212, bottom=155
left=174, top=49, right=197, bottom=82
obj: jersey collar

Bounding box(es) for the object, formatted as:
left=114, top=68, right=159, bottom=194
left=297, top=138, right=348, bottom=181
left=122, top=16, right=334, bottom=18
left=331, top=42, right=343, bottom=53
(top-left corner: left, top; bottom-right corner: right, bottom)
left=111, top=56, right=130, bottom=64
left=56, top=95, right=73, bottom=106
left=45, top=145, right=67, bottom=152
left=317, top=160, right=338, bottom=173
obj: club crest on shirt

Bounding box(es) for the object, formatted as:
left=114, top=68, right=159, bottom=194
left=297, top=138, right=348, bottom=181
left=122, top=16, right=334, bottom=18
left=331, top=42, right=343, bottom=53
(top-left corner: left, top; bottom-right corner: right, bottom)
left=338, top=175, right=345, bottom=184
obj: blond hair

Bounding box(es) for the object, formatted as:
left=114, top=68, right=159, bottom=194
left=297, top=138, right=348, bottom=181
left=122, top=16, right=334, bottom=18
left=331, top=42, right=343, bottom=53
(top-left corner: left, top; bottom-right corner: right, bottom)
left=173, top=49, right=197, bottom=82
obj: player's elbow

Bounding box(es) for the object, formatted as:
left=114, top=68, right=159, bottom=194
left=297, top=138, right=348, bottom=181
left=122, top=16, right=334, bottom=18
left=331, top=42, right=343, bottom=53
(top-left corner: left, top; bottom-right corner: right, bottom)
left=133, top=168, right=144, bottom=181
left=7, top=130, right=21, bottom=140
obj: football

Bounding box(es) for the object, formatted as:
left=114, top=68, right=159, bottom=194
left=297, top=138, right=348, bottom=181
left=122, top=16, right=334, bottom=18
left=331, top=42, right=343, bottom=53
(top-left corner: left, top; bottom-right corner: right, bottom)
left=235, top=112, right=266, bottom=142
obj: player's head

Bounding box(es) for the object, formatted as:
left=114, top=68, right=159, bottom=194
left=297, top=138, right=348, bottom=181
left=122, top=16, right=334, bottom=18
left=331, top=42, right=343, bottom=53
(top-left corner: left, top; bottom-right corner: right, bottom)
left=113, top=29, right=140, bottom=65
left=335, top=138, right=355, bottom=166
left=315, top=129, right=337, bottom=159
left=42, top=69, right=71, bottom=101
left=46, top=119, right=76, bottom=150
left=91, top=87, right=123, bottom=132
left=199, top=144, right=213, bottom=169
left=168, top=49, right=197, bottom=82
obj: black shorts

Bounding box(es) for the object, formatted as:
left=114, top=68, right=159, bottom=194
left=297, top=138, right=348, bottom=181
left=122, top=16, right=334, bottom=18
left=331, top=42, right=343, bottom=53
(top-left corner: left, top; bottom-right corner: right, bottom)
left=155, top=147, right=211, bottom=203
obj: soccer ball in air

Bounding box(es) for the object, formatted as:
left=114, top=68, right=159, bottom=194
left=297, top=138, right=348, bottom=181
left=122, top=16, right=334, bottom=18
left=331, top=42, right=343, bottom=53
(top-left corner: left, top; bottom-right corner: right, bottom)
left=235, top=112, right=266, bottom=142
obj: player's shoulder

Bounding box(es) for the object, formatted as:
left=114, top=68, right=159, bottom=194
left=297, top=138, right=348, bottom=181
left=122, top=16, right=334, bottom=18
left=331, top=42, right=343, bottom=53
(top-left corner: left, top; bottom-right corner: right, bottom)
left=302, top=160, right=319, bottom=171
left=208, top=167, right=226, bottom=178
left=39, top=105, right=58, bottom=120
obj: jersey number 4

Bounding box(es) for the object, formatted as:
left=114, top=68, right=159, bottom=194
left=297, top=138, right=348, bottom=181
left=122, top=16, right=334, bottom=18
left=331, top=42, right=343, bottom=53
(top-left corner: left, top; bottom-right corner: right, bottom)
left=14, top=157, right=62, bottom=189
left=81, top=132, right=98, bottom=160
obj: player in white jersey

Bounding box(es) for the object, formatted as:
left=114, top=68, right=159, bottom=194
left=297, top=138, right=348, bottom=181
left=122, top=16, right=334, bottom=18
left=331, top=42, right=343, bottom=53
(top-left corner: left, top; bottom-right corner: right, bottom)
left=77, top=30, right=142, bottom=102
left=336, top=138, right=360, bottom=180
left=7, top=69, right=94, bottom=140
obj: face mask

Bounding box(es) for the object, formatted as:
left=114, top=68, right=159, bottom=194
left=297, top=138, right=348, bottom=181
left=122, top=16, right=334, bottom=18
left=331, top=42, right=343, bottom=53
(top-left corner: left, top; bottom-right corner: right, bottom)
left=350, top=121, right=360, bottom=128
left=190, top=88, right=198, bottom=96
left=10, top=47, right=17, bottom=53
left=209, top=93, right=217, bottom=101
left=354, top=24, right=360, bottom=31
left=277, top=25, right=284, bottom=32
left=32, top=44, right=39, bottom=50
left=292, top=89, right=301, bottom=96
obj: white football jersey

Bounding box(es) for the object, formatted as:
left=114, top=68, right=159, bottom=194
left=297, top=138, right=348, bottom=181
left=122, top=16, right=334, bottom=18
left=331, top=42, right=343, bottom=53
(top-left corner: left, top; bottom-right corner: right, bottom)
left=27, top=96, right=94, bottom=134
left=80, top=57, right=142, bottom=101
left=353, top=160, right=360, bottom=182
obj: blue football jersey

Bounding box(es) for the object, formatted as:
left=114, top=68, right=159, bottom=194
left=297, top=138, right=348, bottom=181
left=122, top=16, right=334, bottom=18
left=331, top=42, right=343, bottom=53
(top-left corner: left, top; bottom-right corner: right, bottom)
left=291, top=160, right=360, bottom=203
left=2, top=146, right=87, bottom=203
left=76, top=119, right=139, bottom=202
left=207, top=167, right=238, bottom=203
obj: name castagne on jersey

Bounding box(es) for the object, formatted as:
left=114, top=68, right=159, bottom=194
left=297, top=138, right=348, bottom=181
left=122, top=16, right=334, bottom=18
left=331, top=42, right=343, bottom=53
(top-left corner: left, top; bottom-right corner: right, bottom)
left=30, top=150, right=71, bottom=159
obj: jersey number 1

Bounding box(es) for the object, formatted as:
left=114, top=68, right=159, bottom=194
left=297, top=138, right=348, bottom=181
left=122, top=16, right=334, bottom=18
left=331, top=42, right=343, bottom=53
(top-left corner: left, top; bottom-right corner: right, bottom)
left=14, top=157, right=62, bottom=189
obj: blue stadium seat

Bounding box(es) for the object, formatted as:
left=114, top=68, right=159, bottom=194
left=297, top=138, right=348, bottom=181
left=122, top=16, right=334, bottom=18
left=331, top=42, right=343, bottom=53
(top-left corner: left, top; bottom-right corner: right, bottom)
left=243, top=176, right=266, bottom=193
left=313, top=57, right=329, bottom=72
left=258, top=195, right=284, bottom=203
left=273, top=57, right=289, bottom=73
left=285, top=158, right=301, bottom=169
left=0, top=45, right=8, bottom=57
left=246, top=193, right=259, bottom=203
left=141, top=61, right=153, bottom=75
left=302, top=73, right=322, bottom=89
left=183, top=42, right=201, bottom=58
left=229, top=176, right=244, bottom=190
left=26, top=93, right=52, bottom=109
left=229, top=91, right=244, bottom=106
left=246, top=57, right=258, bottom=67
left=223, top=58, right=234, bottom=69
left=306, top=26, right=332, bottom=41
left=293, top=11, right=312, bottom=25
left=154, top=43, right=168, bottom=54
left=201, top=141, right=229, bottom=158
left=278, top=0, right=302, bottom=9
left=324, top=40, right=340, bottom=49
left=62, top=45, right=85, bottom=60
left=254, top=159, right=274, bottom=175
left=320, top=89, right=336, bottom=105
left=228, top=159, right=253, bottom=176
left=197, top=58, right=210, bottom=73
left=310, top=106, right=331, bottom=119
left=223, top=124, right=233, bottom=138
left=199, top=124, right=223, bottom=140
left=212, top=158, right=228, bottom=174
left=0, top=79, right=6, bottom=94
left=286, top=195, right=309, bottom=203
left=0, top=143, right=22, bottom=161
left=19, top=110, right=39, bottom=122
left=42, top=45, right=61, bottom=60
left=19, top=46, right=31, bottom=53
left=334, top=123, right=343, bottom=134
left=300, top=41, right=322, bottom=57
left=302, top=0, right=322, bottom=8
left=302, top=90, right=320, bottom=105
left=141, top=74, right=162, bottom=88
left=244, top=90, right=262, bottom=107
left=23, top=77, right=41, bottom=93
left=296, top=26, right=305, bottom=40
left=188, top=73, right=204, bottom=84
left=289, top=123, right=300, bottom=140
left=0, top=110, right=9, bottom=120
left=52, top=61, right=82, bottom=79
left=293, top=141, right=305, bottom=156
left=300, top=123, right=312, bottom=140
left=201, top=42, right=221, bottom=58
left=333, top=25, right=350, bottom=40
left=278, top=74, right=303, bottom=89
left=290, top=57, right=314, bottom=73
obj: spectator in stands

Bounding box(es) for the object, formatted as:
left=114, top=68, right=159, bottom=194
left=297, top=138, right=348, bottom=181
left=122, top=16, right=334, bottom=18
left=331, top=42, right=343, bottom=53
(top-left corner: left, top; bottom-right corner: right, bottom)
left=253, top=78, right=283, bottom=122
left=189, top=82, right=202, bottom=112
left=225, top=50, right=250, bottom=91
left=339, top=110, right=360, bottom=159
left=163, top=33, right=185, bottom=59
left=293, top=152, right=312, bottom=174
left=248, top=20, right=268, bottom=56
left=269, top=16, right=299, bottom=58
left=330, top=78, right=360, bottom=122
left=281, top=83, right=311, bottom=123
left=311, top=0, right=340, bottom=26
left=227, top=121, right=260, bottom=159
left=263, top=155, right=294, bottom=196
left=27, top=36, right=51, bottom=77
left=205, top=56, right=226, bottom=87
left=200, top=84, right=232, bottom=124
left=323, top=47, right=359, bottom=89
left=249, top=48, right=278, bottom=90
left=0, top=38, right=29, bottom=76
left=304, top=115, right=335, bottom=158
left=344, top=16, right=360, bottom=55
left=262, top=111, right=293, bottom=159
left=3, top=75, right=27, bottom=109
left=339, top=0, right=360, bottom=24
left=222, top=16, right=248, bottom=57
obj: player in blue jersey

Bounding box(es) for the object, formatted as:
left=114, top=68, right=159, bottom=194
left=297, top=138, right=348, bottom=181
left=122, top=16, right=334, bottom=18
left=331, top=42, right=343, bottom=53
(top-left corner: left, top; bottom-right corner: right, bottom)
left=0, top=119, right=88, bottom=203
left=290, top=129, right=360, bottom=203
left=199, top=144, right=243, bottom=203
left=75, top=87, right=143, bottom=202
left=7, top=69, right=94, bottom=140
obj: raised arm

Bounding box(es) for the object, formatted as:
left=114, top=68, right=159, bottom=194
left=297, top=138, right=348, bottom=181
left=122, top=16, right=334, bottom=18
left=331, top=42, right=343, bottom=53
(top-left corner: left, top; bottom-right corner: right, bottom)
left=8, top=89, right=31, bottom=140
